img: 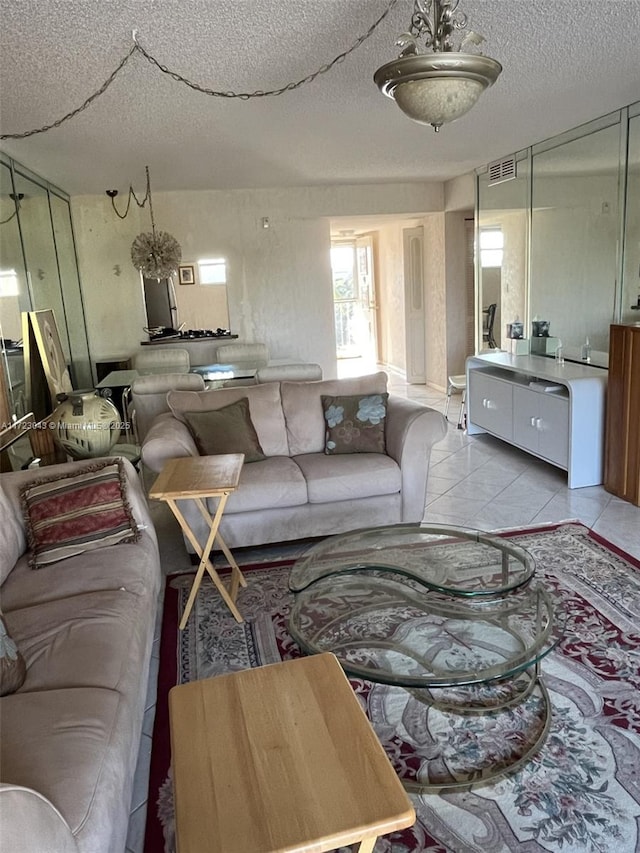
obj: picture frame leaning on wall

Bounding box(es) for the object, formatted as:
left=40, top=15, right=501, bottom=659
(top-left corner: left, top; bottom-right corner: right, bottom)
left=23, top=309, right=73, bottom=417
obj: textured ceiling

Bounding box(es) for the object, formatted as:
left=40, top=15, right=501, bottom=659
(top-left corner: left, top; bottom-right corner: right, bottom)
left=1, top=0, right=639, bottom=195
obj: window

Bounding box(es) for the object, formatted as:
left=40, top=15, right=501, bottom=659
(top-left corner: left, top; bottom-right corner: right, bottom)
left=479, top=229, right=504, bottom=268
left=197, top=258, right=227, bottom=285
left=0, top=268, right=19, bottom=297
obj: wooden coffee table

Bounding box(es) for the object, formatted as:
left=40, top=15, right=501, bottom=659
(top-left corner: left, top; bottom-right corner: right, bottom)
left=149, top=454, right=247, bottom=627
left=169, top=653, right=415, bottom=853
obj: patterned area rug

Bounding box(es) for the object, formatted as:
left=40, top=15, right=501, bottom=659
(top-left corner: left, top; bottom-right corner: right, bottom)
left=144, top=523, right=640, bottom=853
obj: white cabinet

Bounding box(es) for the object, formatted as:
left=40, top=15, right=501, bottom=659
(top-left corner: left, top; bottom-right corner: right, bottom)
left=468, top=372, right=513, bottom=441
left=513, top=386, right=569, bottom=468
left=466, top=353, right=607, bottom=488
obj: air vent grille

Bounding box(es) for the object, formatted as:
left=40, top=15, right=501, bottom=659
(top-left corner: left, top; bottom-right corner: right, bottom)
left=488, top=156, right=517, bottom=186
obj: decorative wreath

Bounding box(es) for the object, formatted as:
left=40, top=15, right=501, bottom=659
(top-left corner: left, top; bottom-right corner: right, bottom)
left=131, top=230, right=182, bottom=279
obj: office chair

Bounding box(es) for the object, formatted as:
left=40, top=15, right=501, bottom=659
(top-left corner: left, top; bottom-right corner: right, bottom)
left=482, top=303, right=498, bottom=349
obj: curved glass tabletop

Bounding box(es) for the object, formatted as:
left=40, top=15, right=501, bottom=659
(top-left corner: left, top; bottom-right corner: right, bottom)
left=288, top=524, right=564, bottom=689
left=289, top=524, right=535, bottom=596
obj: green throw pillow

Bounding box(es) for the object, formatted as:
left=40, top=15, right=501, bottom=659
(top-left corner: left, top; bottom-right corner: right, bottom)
left=321, top=393, right=388, bottom=454
left=183, top=397, right=266, bottom=463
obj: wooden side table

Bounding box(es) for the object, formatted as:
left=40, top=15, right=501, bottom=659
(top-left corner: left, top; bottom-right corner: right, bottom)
left=169, top=653, right=416, bottom=853
left=149, top=454, right=247, bottom=627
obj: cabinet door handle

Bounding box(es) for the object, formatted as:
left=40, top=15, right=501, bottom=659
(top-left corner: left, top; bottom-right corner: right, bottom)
left=530, top=416, right=536, bottom=427
left=486, top=399, right=496, bottom=410
left=536, top=418, right=542, bottom=429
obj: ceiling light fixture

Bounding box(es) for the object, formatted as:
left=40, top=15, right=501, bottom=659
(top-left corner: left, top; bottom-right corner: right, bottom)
left=374, top=0, right=502, bottom=132
left=107, top=166, right=182, bottom=280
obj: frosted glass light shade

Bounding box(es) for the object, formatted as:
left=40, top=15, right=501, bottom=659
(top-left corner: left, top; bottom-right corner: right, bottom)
left=394, top=77, right=485, bottom=126
left=375, top=52, right=502, bottom=130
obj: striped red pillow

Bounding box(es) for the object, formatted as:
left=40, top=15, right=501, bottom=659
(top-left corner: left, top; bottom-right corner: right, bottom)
left=20, top=459, right=140, bottom=569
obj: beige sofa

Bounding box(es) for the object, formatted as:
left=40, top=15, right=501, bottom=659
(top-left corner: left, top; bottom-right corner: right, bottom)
left=0, top=457, right=161, bottom=853
left=141, top=372, right=447, bottom=550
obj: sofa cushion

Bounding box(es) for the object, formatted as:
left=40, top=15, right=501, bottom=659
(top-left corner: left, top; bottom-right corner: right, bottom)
left=20, top=459, right=140, bottom=569
left=322, top=392, right=388, bottom=454
left=208, top=456, right=308, bottom=514
left=168, top=382, right=289, bottom=457
left=183, top=398, right=266, bottom=463
left=0, top=687, right=123, bottom=838
left=0, top=610, right=26, bottom=696
left=294, top=452, right=401, bottom=504
left=0, top=531, right=160, bottom=613
left=282, top=372, right=389, bottom=456
left=5, top=589, right=140, bottom=692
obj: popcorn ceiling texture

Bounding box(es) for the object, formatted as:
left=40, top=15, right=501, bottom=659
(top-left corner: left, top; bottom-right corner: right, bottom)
left=0, top=0, right=639, bottom=194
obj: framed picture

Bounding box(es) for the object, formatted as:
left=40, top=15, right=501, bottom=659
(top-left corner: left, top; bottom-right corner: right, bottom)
left=24, top=309, right=73, bottom=414
left=178, top=265, right=196, bottom=285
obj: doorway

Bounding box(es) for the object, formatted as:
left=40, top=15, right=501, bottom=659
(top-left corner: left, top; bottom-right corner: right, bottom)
left=330, top=237, right=378, bottom=373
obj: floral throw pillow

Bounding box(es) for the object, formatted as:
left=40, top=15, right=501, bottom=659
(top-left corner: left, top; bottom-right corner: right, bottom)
left=321, top=393, right=388, bottom=454
left=0, top=610, right=26, bottom=696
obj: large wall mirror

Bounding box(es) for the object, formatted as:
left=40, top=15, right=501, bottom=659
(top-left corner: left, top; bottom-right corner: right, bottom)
left=0, top=154, right=90, bottom=421
left=530, top=118, right=621, bottom=358
left=477, top=101, right=639, bottom=366
left=622, top=108, right=640, bottom=322
left=477, top=152, right=530, bottom=351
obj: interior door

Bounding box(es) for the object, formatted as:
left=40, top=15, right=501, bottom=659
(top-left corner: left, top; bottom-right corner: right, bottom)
left=403, top=226, right=426, bottom=384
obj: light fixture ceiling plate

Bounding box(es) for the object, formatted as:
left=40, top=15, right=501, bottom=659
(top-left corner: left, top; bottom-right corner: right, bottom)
left=374, top=53, right=503, bottom=97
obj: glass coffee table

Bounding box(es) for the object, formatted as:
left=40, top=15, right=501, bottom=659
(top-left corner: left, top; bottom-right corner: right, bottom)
left=288, top=524, right=565, bottom=792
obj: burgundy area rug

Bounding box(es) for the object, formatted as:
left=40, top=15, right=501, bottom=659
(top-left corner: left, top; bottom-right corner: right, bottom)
left=144, top=523, right=640, bottom=853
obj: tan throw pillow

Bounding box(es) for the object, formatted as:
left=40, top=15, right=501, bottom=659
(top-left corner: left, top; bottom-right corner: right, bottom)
left=183, top=397, right=266, bottom=463
left=321, top=393, right=388, bottom=454
left=20, top=458, right=140, bottom=569
left=0, top=610, right=26, bottom=696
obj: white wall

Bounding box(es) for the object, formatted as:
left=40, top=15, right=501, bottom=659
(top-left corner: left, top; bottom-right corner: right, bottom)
left=71, top=182, right=444, bottom=379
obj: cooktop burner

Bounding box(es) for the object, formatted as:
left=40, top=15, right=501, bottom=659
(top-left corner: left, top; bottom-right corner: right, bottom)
left=179, top=328, right=232, bottom=338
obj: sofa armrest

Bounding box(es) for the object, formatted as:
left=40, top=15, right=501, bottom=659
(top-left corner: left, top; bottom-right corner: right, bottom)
left=0, top=784, right=79, bottom=853
left=141, top=413, right=198, bottom=473
left=385, top=395, right=447, bottom=522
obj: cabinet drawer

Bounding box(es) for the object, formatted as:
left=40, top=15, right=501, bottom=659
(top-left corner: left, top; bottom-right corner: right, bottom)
left=468, top=372, right=513, bottom=440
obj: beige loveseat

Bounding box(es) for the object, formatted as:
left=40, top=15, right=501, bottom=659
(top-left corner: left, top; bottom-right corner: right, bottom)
left=0, top=457, right=161, bottom=853
left=141, top=372, right=447, bottom=550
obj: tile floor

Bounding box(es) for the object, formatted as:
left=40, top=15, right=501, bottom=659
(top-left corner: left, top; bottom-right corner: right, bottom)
left=125, top=367, right=640, bottom=852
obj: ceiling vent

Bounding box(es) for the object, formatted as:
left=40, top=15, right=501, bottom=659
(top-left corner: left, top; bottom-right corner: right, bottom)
left=488, top=156, right=517, bottom=186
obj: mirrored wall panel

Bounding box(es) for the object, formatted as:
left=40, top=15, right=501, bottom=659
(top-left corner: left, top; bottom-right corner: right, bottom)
left=622, top=109, right=640, bottom=322
left=0, top=155, right=90, bottom=421
left=531, top=120, right=621, bottom=359
left=477, top=101, right=639, bottom=368
left=477, top=153, right=530, bottom=351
